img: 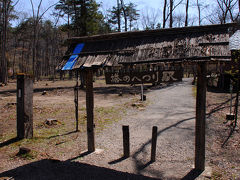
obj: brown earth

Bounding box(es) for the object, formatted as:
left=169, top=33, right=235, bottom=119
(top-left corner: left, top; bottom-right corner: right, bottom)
left=206, top=88, right=240, bottom=179
left=0, top=77, right=239, bottom=180
left=0, top=78, right=150, bottom=175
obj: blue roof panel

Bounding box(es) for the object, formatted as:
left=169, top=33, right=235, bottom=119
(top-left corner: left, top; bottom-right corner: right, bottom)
left=73, top=43, right=85, bottom=54
left=62, top=55, right=78, bottom=70
left=61, top=43, right=85, bottom=70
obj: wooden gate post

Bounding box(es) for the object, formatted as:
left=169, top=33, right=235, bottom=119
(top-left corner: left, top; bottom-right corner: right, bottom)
left=17, top=74, right=33, bottom=139
left=86, top=68, right=95, bottom=152
left=195, top=62, right=207, bottom=171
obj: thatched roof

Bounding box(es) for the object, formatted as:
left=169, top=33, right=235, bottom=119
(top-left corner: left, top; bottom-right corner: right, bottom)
left=57, top=23, right=239, bottom=71
left=230, top=30, right=240, bottom=50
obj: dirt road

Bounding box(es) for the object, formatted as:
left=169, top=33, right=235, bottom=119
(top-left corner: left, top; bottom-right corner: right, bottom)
left=76, top=78, right=196, bottom=179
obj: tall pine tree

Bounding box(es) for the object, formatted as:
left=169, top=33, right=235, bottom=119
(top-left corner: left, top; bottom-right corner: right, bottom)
left=55, top=0, right=110, bottom=36
left=107, top=1, right=139, bottom=32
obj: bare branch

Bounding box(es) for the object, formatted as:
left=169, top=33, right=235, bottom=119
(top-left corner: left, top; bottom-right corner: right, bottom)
left=12, top=0, right=20, bottom=7
left=38, top=2, right=58, bottom=21
left=29, top=0, right=35, bottom=18
left=173, top=0, right=184, bottom=11
left=36, top=0, right=43, bottom=19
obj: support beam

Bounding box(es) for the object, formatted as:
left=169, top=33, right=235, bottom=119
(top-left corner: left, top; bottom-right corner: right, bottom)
left=17, top=74, right=33, bottom=139
left=195, top=62, right=207, bottom=171
left=86, top=68, right=95, bottom=152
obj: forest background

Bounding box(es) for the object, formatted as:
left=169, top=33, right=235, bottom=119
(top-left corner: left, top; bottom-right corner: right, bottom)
left=0, top=0, right=239, bottom=84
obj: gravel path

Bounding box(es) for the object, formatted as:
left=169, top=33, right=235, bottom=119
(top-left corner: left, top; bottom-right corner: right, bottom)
left=77, top=78, right=196, bottom=179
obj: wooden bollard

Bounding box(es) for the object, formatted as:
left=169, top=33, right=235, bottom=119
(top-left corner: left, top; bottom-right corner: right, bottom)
left=122, top=125, right=130, bottom=157
left=151, top=126, right=158, bottom=162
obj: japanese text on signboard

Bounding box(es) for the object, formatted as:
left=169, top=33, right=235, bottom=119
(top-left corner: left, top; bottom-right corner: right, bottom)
left=105, top=70, right=183, bottom=84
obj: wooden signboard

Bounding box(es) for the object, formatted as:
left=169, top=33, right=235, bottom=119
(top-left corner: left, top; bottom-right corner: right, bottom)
left=105, top=70, right=183, bottom=84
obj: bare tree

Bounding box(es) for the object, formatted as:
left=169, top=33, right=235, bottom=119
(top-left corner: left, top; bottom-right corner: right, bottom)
left=238, top=0, right=240, bottom=12
left=192, top=0, right=210, bottom=25
left=0, top=0, right=8, bottom=84
left=117, top=0, right=121, bottom=32
left=141, top=7, right=160, bottom=29
left=185, top=0, right=189, bottom=26
left=120, top=0, right=127, bottom=31
left=29, top=0, right=57, bottom=80
left=170, top=0, right=173, bottom=27
left=0, top=0, right=19, bottom=84
left=209, top=0, right=239, bottom=24
left=174, top=13, right=185, bottom=27
left=163, top=0, right=167, bottom=28
left=196, top=0, right=201, bottom=25
left=162, top=0, right=184, bottom=28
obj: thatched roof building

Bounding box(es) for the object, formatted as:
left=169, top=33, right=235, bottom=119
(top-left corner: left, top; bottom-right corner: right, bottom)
left=57, top=23, right=239, bottom=71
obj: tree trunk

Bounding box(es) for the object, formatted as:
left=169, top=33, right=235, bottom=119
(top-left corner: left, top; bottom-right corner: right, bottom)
left=197, top=0, right=201, bottom=25
left=117, top=0, right=121, bottom=32
left=239, top=0, right=240, bottom=12
left=32, top=24, right=37, bottom=81
left=21, top=41, right=25, bottom=72
left=163, top=0, right=167, bottom=28
left=12, top=35, right=18, bottom=78
left=170, top=0, right=173, bottom=28
left=120, top=0, right=127, bottom=31
left=67, top=3, right=70, bottom=38
left=80, top=0, right=87, bottom=36
left=185, top=0, right=189, bottom=26
left=1, top=0, right=8, bottom=84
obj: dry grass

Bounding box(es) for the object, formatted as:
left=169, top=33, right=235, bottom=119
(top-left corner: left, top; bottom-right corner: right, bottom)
left=0, top=79, right=146, bottom=172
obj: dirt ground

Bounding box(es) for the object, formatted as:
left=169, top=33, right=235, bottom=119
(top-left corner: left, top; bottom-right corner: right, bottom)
left=206, top=88, right=240, bottom=179
left=76, top=78, right=196, bottom=179
left=0, top=77, right=239, bottom=180
left=0, top=78, right=150, bottom=173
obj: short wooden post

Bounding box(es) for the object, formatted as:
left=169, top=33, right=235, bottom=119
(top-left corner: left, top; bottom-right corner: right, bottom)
left=122, top=125, right=130, bottom=157
left=17, top=74, right=33, bottom=139
left=195, top=62, right=207, bottom=171
left=151, top=126, right=158, bottom=162
left=86, top=68, right=95, bottom=152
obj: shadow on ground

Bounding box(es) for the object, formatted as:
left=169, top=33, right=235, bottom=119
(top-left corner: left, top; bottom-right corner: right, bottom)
left=0, top=116, right=204, bottom=179
left=0, top=159, right=160, bottom=180
left=0, top=158, right=204, bottom=180
left=0, top=137, right=20, bottom=148
left=93, top=81, right=185, bottom=95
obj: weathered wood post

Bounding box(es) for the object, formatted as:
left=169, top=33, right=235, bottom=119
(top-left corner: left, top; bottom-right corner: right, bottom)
left=195, top=62, right=207, bottom=171
left=75, top=70, right=79, bottom=132
left=232, top=50, right=240, bottom=128
left=86, top=68, right=95, bottom=152
left=151, top=126, right=158, bottom=162
left=122, top=125, right=130, bottom=157
left=17, top=74, right=33, bottom=139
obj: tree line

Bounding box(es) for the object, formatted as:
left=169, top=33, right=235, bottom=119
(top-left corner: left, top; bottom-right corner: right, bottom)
left=0, top=0, right=239, bottom=84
